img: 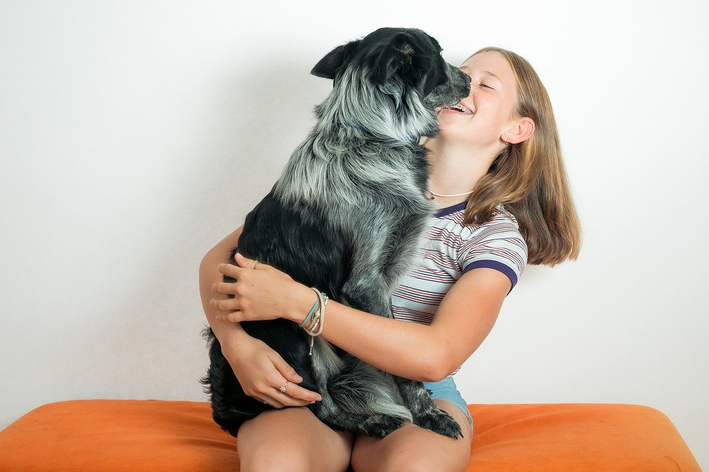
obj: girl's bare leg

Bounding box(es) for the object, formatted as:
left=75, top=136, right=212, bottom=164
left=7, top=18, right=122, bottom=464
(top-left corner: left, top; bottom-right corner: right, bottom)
left=237, top=407, right=353, bottom=472
left=350, top=400, right=472, bottom=472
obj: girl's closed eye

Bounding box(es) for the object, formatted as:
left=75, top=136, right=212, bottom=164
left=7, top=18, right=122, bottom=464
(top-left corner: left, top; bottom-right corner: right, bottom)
left=479, top=83, right=494, bottom=90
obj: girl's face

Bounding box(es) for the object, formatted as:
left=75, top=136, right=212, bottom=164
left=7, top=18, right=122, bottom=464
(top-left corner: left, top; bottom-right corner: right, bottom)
left=436, top=51, right=523, bottom=151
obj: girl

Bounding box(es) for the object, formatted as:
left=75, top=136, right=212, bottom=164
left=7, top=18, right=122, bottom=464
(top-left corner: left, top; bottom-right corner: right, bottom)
left=200, top=47, right=580, bottom=472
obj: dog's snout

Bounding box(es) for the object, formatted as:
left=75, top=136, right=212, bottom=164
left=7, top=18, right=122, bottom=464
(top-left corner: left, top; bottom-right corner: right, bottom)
left=423, top=63, right=471, bottom=109
left=456, top=71, right=471, bottom=99
left=448, top=63, right=470, bottom=94
left=446, top=63, right=472, bottom=105
left=458, top=69, right=472, bottom=92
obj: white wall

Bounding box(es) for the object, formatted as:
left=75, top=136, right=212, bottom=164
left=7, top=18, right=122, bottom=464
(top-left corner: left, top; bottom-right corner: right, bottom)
left=1, top=0, right=707, bottom=467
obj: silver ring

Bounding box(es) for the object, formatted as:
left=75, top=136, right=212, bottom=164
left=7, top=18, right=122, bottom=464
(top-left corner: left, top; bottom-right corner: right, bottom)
left=279, top=381, right=288, bottom=393
left=253, top=260, right=260, bottom=269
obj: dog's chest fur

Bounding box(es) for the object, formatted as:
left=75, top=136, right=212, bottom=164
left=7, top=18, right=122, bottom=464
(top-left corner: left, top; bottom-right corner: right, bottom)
left=239, top=127, right=434, bottom=303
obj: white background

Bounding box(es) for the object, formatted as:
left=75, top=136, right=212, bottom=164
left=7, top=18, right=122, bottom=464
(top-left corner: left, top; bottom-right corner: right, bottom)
left=1, top=0, right=707, bottom=468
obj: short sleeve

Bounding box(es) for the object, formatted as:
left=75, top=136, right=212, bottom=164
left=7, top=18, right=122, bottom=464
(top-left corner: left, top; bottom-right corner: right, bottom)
left=458, top=213, right=528, bottom=290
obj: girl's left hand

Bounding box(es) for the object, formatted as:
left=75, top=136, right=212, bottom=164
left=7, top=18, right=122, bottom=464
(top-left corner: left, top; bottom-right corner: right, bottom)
left=210, top=253, right=309, bottom=324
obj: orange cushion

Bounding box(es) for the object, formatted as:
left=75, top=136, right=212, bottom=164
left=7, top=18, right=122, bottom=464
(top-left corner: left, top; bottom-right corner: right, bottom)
left=468, top=403, right=700, bottom=471
left=0, top=400, right=700, bottom=471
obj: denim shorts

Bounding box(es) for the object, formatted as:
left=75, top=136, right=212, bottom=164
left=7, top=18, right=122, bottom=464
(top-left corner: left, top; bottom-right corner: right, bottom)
left=423, top=377, right=473, bottom=434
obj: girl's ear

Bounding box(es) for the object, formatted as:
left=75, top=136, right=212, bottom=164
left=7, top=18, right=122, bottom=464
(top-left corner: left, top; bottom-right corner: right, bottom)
left=503, top=117, right=535, bottom=144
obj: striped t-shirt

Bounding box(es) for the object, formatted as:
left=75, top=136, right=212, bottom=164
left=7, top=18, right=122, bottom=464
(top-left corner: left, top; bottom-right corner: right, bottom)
left=391, top=202, right=527, bottom=329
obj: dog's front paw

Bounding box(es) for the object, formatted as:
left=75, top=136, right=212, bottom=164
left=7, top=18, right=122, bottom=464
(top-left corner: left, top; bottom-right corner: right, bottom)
left=414, top=408, right=463, bottom=439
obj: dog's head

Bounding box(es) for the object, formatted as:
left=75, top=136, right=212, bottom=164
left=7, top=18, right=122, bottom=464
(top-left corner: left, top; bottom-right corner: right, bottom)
left=311, top=28, right=470, bottom=140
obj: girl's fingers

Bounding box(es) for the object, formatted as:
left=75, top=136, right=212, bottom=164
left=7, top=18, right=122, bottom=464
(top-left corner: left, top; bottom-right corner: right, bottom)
left=272, top=393, right=312, bottom=407
left=235, top=252, right=270, bottom=271
left=259, top=383, right=319, bottom=407
left=210, top=296, right=240, bottom=311
left=272, top=364, right=322, bottom=403
left=234, top=252, right=254, bottom=267
left=261, top=396, right=284, bottom=409
left=271, top=355, right=303, bottom=383
left=214, top=311, right=243, bottom=323
left=270, top=354, right=322, bottom=403
left=277, top=383, right=321, bottom=404
left=217, top=263, right=241, bottom=278
left=211, top=281, right=240, bottom=295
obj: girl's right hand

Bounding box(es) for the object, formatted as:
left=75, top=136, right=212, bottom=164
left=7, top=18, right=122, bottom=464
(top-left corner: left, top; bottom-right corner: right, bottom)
left=223, top=333, right=322, bottom=408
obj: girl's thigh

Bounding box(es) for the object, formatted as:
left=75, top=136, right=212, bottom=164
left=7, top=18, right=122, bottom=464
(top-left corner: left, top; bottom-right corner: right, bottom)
left=350, top=400, right=472, bottom=472
left=237, top=407, right=353, bottom=472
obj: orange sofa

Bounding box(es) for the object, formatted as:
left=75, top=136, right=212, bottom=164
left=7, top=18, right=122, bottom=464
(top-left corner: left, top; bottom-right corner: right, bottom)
left=0, top=400, right=700, bottom=471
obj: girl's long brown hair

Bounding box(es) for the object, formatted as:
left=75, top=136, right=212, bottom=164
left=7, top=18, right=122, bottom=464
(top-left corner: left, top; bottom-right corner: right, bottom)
left=464, top=47, right=581, bottom=265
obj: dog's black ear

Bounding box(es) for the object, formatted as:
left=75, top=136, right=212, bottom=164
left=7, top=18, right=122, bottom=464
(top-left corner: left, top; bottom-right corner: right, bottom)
left=311, top=40, right=361, bottom=80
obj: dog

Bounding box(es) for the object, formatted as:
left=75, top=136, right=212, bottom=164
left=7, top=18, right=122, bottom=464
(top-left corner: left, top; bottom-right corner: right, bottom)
left=202, top=27, right=470, bottom=440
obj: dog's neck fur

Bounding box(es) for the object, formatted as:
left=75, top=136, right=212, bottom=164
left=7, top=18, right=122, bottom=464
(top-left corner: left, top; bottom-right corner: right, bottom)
left=273, top=66, right=437, bottom=210
left=316, top=67, right=438, bottom=143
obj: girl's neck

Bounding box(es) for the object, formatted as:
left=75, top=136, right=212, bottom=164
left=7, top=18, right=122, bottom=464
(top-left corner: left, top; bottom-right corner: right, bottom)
left=425, top=138, right=495, bottom=208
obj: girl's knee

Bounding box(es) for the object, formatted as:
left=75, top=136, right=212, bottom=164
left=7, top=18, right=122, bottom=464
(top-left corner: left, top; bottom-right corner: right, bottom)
left=239, top=424, right=352, bottom=471
left=380, top=450, right=469, bottom=472
left=237, top=408, right=352, bottom=472
left=378, top=451, right=437, bottom=472
left=352, top=428, right=471, bottom=472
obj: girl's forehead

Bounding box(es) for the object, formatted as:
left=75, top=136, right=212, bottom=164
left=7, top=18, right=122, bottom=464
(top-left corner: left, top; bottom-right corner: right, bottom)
left=461, top=52, right=515, bottom=85
left=462, top=51, right=508, bottom=72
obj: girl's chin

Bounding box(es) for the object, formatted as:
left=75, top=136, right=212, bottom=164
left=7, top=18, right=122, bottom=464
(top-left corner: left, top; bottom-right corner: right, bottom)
left=435, top=122, right=469, bottom=137
left=428, top=126, right=485, bottom=147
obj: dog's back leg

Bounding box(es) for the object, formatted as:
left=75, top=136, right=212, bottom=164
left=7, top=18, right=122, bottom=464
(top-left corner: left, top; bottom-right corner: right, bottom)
left=314, top=352, right=412, bottom=439
left=339, top=248, right=464, bottom=439
left=393, top=376, right=463, bottom=439
left=318, top=276, right=422, bottom=438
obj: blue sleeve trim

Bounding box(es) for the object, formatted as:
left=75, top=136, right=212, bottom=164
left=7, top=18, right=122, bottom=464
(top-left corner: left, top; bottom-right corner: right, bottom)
left=463, top=260, right=519, bottom=291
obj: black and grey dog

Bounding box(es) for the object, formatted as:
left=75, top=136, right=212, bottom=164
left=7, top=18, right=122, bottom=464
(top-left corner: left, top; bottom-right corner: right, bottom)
left=202, top=27, right=470, bottom=440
